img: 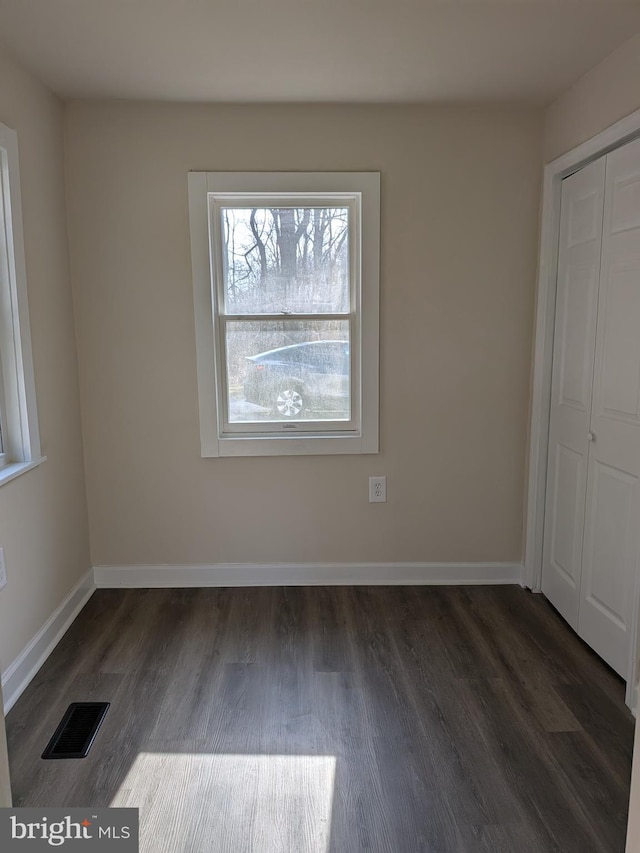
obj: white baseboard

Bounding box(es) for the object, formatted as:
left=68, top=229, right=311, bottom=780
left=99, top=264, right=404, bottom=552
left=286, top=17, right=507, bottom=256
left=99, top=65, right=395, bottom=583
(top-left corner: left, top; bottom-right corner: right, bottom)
left=1, top=569, right=95, bottom=715
left=94, top=562, right=524, bottom=589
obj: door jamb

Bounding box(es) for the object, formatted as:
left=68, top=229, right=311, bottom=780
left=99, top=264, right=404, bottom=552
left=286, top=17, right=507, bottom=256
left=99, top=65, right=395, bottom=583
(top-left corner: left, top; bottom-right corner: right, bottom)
left=525, top=107, right=640, bottom=710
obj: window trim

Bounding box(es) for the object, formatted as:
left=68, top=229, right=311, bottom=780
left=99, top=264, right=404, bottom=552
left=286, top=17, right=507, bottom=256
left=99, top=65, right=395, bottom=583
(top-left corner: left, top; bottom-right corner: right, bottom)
left=0, top=122, right=43, bottom=485
left=188, top=171, right=380, bottom=458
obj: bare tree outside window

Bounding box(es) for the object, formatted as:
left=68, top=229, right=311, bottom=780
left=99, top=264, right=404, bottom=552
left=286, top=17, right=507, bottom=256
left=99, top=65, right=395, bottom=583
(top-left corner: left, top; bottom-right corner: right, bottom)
left=222, top=207, right=349, bottom=314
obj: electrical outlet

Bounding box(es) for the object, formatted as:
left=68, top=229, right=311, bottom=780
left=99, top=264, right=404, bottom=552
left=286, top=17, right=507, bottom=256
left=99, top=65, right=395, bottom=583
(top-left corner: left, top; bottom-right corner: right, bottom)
left=369, top=476, right=386, bottom=503
left=0, top=547, right=6, bottom=591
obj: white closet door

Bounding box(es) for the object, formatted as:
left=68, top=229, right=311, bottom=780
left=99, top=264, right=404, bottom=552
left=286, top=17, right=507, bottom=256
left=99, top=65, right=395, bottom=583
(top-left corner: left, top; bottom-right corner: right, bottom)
left=578, top=137, right=640, bottom=677
left=542, top=158, right=605, bottom=629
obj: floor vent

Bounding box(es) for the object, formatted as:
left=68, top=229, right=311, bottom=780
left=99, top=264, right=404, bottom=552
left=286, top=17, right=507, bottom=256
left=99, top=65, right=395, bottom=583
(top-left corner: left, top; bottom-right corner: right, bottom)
left=42, top=702, right=110, bottom=759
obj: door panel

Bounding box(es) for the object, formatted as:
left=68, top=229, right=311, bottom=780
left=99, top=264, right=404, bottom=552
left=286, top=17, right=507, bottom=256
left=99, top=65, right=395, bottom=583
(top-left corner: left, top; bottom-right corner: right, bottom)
left=599, top=264, right=640, bottom=418
left=558, top=264, right=601, bottom=411
left=584, top=461, right=635, bottom=627
left=542, top=158, right=605, bottom=628
left=548, top=443, right=584, bottom=589
left=578, top=138, right=640, bottom=677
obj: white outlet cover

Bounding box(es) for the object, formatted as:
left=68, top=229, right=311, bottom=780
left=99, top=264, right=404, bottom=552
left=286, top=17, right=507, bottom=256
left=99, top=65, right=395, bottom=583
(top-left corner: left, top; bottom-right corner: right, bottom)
left=0, top=546, right=6, bottom=591
left=369, top=476, right=387, bottom=503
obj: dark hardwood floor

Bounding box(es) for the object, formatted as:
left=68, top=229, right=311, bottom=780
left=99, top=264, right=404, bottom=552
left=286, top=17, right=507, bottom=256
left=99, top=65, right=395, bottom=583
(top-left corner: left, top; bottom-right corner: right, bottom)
left=6, top=586, right=635, bottom=852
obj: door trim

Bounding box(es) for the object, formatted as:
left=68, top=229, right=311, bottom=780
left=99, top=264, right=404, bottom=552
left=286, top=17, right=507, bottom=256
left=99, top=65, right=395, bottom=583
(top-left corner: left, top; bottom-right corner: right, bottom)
left=526, top=106, right=640, bottom=710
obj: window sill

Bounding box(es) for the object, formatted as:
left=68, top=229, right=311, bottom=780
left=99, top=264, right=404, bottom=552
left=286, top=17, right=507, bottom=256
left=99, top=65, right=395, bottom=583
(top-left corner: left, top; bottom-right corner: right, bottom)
left=203, top=434, right=377, bottom=457
left=0, top=456, right=47, bottom=488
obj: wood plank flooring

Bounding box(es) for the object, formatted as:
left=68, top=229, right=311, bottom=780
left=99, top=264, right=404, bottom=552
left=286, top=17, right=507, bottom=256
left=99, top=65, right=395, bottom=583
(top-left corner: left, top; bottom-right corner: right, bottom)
left=6, top=586, right=635, bottom=852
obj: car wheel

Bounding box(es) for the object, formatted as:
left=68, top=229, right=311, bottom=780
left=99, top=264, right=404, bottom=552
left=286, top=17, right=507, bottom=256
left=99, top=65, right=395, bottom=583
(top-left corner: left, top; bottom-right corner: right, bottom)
left=275, top=384, right=304, bottom=417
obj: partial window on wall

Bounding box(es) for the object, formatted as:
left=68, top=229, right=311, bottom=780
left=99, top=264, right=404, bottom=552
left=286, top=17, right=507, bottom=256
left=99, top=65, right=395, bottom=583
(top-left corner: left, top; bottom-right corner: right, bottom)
left=0, top=122, right=43, bottom=485
left=188, top=172, right=380, bottom=457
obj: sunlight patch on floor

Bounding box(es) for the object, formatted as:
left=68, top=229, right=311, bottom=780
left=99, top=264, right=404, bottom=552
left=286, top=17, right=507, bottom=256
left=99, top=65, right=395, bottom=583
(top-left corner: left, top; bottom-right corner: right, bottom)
left=111, top=752, right=337, bottom=853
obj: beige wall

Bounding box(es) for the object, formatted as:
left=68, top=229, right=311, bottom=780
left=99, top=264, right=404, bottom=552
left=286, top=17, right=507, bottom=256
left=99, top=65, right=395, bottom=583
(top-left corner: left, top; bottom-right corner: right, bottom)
left=64, top=102, right=542, bottom=568
left=0, top=47, right=90, bottom=673
left=544, top=33, right=640, bottom=162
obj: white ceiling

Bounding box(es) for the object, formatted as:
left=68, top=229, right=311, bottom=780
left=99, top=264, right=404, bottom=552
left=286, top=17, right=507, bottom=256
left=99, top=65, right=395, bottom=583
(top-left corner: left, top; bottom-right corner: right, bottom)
left=1, top=1, right=639, bottom=104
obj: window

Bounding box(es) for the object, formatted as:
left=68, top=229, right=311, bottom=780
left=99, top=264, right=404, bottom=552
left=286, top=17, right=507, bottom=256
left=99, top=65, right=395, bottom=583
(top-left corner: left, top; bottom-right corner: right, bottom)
left=188, top=172, right=379, bottom=457
left=0, top=122, right=42, bottom=485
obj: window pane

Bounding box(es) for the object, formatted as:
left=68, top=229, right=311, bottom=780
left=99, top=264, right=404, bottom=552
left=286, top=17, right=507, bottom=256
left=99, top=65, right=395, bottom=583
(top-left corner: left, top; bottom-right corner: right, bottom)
left=226, top=320, right=350, bottom=423
left=220, top=207, right=349, bottom=314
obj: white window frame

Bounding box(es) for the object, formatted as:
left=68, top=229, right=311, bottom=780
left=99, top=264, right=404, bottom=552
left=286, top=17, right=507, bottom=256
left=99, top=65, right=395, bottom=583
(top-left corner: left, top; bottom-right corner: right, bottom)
left=0, top=122, right=43, bottom=486
left=188, top=172, right=380, bottom=457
